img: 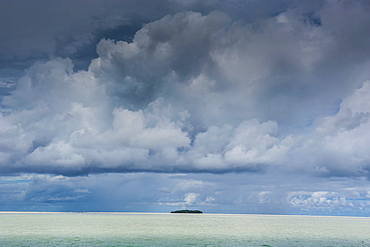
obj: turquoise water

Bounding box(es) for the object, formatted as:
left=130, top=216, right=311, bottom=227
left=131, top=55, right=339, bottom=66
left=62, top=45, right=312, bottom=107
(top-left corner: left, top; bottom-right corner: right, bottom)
left=0, top=212, right=369, bottom=246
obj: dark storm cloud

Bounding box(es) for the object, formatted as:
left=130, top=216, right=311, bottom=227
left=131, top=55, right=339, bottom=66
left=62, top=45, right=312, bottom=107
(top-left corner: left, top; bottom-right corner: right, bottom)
left=0, top=0, right=221, bottom=78
left=0, top=0, right=311, bottom=73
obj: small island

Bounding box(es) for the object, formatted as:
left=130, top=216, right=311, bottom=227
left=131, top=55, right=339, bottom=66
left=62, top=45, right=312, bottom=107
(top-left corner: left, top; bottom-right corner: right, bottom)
left=170, top=210, right=203, bottom=214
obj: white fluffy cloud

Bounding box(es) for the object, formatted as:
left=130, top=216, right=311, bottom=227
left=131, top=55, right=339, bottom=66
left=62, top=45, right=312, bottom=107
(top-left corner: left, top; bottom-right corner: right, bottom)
left=288, top=80, right=370, bottom=177
left=0, top=11, right=294, bottom=175
left=188, top=120, right=293, bottom=171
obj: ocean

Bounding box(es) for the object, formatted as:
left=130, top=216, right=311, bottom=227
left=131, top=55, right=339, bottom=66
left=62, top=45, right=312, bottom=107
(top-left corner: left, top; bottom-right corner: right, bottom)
left=0, top=212, right=369, bottom=246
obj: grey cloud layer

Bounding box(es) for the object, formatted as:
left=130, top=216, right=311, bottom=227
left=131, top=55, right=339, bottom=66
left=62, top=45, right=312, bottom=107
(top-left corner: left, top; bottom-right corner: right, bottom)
left=1, top=1, right=370, bottom=177
left=2, top=172, right=370, bottom=215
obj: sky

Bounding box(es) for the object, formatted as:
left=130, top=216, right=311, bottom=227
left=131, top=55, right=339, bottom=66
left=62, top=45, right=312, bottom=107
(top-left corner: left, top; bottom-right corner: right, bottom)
left=1, top=0, right=370, bottom=216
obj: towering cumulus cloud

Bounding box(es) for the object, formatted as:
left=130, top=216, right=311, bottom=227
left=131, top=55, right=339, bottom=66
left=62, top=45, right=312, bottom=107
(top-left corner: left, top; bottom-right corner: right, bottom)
left=1, top=0, right=370, bottom=215
left=1, top=3, right=370, bottom=176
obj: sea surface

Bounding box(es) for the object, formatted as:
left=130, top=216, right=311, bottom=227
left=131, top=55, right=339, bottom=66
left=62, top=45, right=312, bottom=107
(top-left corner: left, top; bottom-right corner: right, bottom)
left=0, top=212, right=369, bottom=246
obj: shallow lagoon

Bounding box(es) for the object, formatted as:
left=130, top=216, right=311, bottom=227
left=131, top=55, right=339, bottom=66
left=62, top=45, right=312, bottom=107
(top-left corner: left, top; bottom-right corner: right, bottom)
left=1, top=212, right=369, bottom=246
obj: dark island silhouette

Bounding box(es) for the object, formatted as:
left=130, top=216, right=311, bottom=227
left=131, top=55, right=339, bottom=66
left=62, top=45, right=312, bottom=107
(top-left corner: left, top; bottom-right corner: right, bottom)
left=170, top=210, right=203, bottom=214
